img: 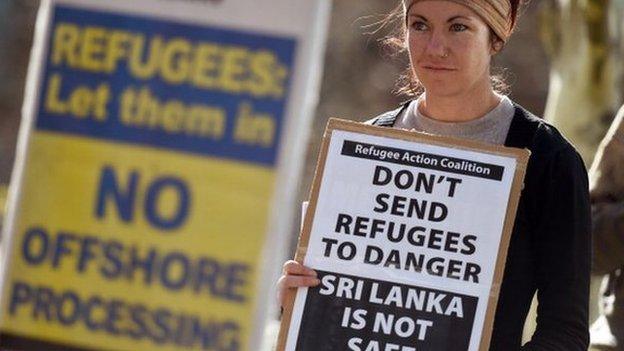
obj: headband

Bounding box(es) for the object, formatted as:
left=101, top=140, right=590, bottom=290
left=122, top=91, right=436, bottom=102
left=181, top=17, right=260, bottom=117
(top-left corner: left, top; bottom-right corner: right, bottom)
left=404, top=0, right=513, bottom=42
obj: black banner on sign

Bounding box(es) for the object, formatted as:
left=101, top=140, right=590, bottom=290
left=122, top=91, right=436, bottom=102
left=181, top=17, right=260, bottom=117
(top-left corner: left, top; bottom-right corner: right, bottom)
left=340, top=140, right=504, bottom=181
left=295, top=270, right=478, bottom=351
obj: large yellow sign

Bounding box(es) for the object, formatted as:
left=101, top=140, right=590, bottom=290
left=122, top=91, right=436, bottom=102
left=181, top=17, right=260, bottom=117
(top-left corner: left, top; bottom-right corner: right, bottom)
left=3, top=133, right=274, bottom=351
left=0, top=0, right=326, bottom=350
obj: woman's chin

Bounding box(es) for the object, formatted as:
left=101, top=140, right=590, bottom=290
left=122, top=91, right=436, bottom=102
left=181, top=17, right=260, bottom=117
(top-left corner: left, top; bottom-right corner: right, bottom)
left=421, top=83, right=464, bottom=98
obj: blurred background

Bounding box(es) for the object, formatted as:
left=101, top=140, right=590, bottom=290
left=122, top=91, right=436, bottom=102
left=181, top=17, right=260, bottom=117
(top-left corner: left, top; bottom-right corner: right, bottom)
left=0, top=0, right=552, bottom=194
left=1, top=0, right=623, bottom=349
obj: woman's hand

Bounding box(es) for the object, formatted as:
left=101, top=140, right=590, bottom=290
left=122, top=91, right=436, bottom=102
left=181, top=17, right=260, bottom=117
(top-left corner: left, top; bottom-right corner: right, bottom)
left=276, top=260, right=320, bottom=308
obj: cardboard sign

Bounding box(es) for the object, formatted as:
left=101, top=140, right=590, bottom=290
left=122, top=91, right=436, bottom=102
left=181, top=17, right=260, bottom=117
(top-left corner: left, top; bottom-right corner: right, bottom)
left=0, top=0, right=330, bottom=350
left=278, top=119, right=530, bottom=351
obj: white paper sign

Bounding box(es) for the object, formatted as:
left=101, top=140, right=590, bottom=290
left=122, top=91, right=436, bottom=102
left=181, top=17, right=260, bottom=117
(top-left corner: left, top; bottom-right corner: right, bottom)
left=278, top=119, right=529, bottom=351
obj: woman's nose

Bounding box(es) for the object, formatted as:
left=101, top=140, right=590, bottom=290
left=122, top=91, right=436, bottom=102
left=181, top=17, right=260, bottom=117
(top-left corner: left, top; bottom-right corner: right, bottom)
left=425, top=30, right=449, bottom=58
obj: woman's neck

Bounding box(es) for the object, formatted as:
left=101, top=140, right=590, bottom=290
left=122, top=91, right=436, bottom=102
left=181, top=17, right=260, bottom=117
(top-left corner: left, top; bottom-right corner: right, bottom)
left=419, top=86, right=501, bottom=123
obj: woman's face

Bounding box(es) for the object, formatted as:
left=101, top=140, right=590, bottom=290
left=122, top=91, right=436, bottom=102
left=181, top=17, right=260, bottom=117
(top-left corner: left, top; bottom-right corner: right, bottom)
left=405, top=0, right=496, bottom=97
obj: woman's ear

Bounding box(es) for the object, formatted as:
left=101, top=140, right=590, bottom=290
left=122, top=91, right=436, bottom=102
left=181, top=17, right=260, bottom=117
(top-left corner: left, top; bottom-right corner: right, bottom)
left=490, top=39, right=504, bottom=55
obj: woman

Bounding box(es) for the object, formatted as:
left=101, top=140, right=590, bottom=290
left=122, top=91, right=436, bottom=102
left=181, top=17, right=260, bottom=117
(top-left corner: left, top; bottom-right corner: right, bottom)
left=278, top=0, right=591, bottom=349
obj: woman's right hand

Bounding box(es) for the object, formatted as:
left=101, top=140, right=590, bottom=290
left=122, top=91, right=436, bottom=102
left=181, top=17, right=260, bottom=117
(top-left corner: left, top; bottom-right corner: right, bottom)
left=276, top=260, right=320, bottom=308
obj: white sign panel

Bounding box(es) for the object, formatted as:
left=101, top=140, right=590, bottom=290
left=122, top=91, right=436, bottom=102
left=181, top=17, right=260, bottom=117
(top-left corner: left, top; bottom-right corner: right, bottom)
left=278, top=119, right=529, bottom=351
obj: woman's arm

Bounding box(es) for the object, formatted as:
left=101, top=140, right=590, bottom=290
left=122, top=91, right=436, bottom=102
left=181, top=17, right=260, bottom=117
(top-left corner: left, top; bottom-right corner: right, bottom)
left=521, top=146, right=591, bottom=350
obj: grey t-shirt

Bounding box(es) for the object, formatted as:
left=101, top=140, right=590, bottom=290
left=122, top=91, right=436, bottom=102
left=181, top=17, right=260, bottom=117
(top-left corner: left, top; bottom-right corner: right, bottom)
left=394, top=95, right=515, bottom=145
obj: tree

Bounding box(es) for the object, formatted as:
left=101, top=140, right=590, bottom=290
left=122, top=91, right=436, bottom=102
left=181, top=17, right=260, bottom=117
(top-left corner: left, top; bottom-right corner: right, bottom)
left=539, top=0, right=624, bottom=164
left=521, top=0, right=624, bottom=343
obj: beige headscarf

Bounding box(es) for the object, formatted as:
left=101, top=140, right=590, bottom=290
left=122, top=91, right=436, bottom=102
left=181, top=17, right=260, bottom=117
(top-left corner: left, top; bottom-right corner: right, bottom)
left=403, top=0, right=513, bottom=42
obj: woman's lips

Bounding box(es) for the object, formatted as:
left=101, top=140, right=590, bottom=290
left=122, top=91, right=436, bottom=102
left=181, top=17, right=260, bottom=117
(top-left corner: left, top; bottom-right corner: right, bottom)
left=421, top=65, right=457, bottom=71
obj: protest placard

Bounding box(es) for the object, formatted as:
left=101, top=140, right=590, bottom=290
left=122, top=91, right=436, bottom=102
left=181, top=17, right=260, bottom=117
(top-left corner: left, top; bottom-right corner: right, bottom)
left=278, top=119, right=530, bottom=351
left=0, top=0, right=330, bottom=350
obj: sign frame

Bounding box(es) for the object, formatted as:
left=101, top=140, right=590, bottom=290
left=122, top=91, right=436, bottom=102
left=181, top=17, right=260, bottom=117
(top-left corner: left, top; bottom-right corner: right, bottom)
left=277, top=118, right=530, bottom=351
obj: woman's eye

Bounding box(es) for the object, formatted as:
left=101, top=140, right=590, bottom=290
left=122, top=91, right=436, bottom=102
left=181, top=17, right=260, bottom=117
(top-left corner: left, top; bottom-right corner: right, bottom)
left=450, top=23, right=468, bottom=32
left=411, top=21, right=428, bottom=31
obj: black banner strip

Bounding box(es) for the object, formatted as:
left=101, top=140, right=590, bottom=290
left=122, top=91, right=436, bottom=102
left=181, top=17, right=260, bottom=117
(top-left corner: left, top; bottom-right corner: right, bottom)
left=341, top=140, right=504, bottom=181
left=296, top=270, right=478, bottom=351
left=0, top=333, right=95, bottom=351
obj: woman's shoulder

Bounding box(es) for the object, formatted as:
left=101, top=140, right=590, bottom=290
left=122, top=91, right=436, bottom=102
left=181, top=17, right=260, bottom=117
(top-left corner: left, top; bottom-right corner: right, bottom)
left=363, top=103, right=410, bottom=126
left=511, top=103, right=588, bottom=190
left=509, top=102, right=580, bottom=158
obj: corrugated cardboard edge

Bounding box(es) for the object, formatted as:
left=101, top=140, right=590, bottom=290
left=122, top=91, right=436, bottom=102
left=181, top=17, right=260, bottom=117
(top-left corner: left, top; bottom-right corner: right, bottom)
left=276, top=118, right=531, bottom=351
left=274, top=116, right=334, bottom=350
